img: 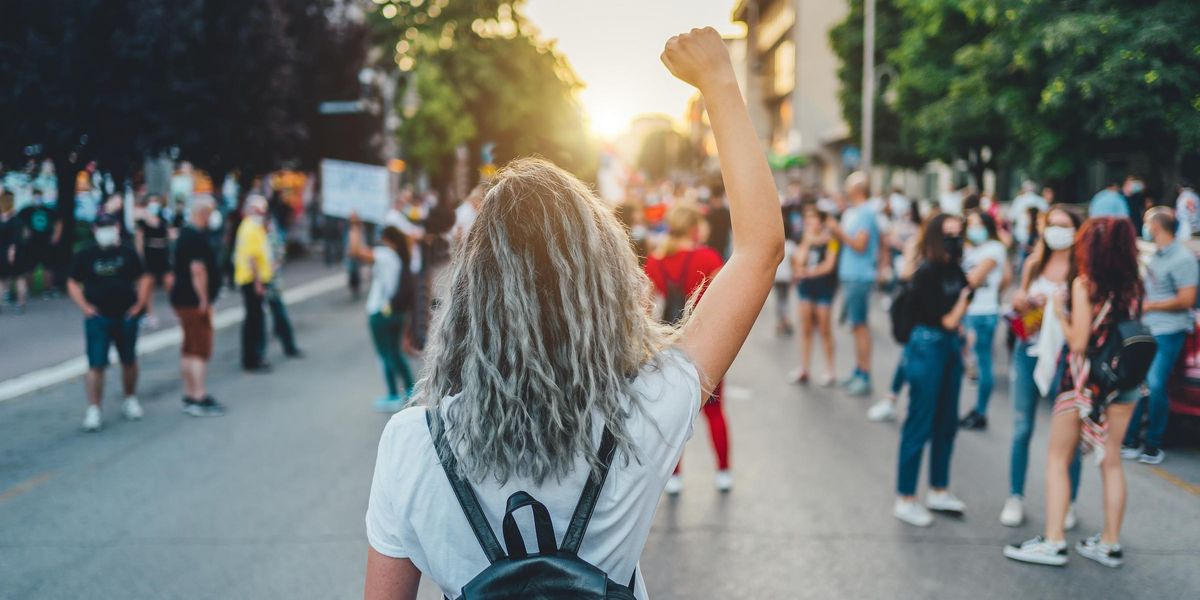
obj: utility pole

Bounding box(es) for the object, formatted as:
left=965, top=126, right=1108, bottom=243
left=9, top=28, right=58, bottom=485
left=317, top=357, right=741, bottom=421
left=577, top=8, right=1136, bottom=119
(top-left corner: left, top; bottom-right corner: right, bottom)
left=861, top=0, right=876, bottom=175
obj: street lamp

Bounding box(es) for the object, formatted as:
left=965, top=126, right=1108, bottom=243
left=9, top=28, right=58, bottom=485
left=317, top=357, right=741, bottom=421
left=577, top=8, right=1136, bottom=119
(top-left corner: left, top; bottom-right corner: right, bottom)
left=861, top=0, right=876, bottom=175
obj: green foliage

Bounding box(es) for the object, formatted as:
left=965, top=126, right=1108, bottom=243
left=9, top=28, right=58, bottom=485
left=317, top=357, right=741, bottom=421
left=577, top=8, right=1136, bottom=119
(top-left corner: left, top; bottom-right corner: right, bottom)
left=830, top=0, right=1200, bottom=186
left=369, top=0, right=595, bottom=186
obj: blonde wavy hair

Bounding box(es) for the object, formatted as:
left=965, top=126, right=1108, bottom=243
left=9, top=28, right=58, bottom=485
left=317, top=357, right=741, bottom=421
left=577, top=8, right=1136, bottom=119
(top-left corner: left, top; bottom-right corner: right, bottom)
left=413, top=158, right=678, bottom=485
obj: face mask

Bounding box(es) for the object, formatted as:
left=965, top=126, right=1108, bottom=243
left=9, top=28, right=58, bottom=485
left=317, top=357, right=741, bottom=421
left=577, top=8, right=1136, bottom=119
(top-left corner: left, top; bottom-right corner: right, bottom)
left=1043, top=226, right=1075, bottom=250
left=94, top=227, right=119, bottom=247
left=1142, top=223, right=1153, bottom=242
left=147, top=202, right=161, bottom=216
left=1130, top=182, right=1145, bottom=194
left=208, top=210, right=223, bottom=230
left=944, top=235, right=964, bottom=261
left=966, top=226, right=988, bottom=246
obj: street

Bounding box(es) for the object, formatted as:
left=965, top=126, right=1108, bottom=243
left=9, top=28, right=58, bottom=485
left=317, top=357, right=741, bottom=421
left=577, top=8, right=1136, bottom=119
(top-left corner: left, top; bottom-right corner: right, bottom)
left=2, top=271, right=1199, bottom=599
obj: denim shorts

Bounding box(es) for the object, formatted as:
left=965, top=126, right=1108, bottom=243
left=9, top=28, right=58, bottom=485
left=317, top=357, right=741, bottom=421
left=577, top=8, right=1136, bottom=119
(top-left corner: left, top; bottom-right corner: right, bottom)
left=840, top=280, right=874, bottom=326
left=798, top=285, right=835, bottom=305
left=84, top=315, right=140, bottom=368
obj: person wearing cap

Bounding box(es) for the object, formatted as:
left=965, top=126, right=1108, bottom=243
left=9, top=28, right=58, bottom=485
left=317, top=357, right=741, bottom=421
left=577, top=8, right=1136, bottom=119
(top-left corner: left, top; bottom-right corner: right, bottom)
left=67, top=214, right=152, bottom=432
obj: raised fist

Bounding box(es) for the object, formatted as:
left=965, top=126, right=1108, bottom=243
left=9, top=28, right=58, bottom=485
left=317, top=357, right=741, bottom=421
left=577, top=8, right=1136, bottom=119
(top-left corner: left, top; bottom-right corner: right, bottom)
left=661, top=27, right=735, bottom=92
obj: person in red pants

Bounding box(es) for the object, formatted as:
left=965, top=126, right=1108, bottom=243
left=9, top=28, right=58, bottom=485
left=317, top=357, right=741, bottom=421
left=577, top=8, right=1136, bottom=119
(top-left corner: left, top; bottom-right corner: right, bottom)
left=645, top=202, right=733, bottom=493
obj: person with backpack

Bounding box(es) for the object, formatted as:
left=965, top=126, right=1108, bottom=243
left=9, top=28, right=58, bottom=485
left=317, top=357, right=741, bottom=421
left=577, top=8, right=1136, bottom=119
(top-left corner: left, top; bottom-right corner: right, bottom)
left=1006, top=217, right=1147, bottom=568
left=363, top=27, right=784, bottom=599
left=644, top=202, right=729, bottom=494
left=1000, top=205, right=1084, bottom=528
left=1121, top=207, right=1198, bottom=465
left=348, top=214, right=416, bottom=413
left=958, top=210, right=1008, bottom=430
left=892, top=213, right=971, bottom=527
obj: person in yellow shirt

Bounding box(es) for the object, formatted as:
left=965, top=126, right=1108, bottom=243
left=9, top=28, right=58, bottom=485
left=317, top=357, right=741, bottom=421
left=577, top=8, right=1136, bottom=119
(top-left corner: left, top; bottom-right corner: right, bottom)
left=235, top=195, right=300, bottom=371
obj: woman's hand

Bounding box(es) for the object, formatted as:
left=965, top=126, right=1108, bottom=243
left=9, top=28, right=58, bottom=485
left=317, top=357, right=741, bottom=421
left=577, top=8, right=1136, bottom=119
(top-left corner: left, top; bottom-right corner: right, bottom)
left=661, top=27, right=736, bottom=93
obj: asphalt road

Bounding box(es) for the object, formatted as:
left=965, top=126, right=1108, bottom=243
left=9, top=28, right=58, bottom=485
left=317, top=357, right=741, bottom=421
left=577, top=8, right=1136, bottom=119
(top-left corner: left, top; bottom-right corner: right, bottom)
left=1, top=283, right=1198, bottom=599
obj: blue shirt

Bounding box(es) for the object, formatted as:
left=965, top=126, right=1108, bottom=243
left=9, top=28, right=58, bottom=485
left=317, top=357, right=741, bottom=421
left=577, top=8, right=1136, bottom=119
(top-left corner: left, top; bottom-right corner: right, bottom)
left=1143, top=241, right=1199, bottom=335
left=1088, top=189, right=1130, bottom=218
left=837, top=203, right=880, bottom=282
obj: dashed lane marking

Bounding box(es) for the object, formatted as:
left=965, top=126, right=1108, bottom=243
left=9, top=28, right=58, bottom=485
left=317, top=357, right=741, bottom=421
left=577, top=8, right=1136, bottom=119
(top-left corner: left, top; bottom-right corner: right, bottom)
left=0, top=274, right=344, bottom=403
left=1150, top=466, right=1200, bottom=496
left=0, top=472, right=53, bottom=503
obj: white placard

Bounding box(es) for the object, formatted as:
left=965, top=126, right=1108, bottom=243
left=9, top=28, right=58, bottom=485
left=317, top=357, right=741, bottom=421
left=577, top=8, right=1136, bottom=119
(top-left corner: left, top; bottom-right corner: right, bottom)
left=320, top=159, right=389, bottom=223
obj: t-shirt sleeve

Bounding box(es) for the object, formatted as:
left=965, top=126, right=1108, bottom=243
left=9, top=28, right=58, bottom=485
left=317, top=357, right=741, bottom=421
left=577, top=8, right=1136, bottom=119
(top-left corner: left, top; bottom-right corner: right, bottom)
left=697, top=247, right=724, bottom=273
left=365, top=416, right=411, bottom=559
left=637, top=349, right=704, bottom=477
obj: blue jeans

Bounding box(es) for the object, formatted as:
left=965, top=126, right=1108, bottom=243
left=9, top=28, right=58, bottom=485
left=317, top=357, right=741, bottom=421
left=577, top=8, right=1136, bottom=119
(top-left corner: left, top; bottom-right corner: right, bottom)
left=1124, top=331, right=1187, bottom=451
left=897, top=326, right=962, bottom=496
left=1009, top=341, right=1081, bottom=498
left=964, top=314, right=999, bottom=415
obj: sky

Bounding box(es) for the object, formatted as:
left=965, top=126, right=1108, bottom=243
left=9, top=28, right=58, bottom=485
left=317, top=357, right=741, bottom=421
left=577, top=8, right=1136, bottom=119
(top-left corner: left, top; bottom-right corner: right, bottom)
left=523, top=0, right=745, bottom=138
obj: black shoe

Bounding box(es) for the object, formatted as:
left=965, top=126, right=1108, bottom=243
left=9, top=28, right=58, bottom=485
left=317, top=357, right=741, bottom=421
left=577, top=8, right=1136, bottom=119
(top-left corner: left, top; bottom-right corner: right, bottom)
left=243, top=362, right=273, bottom=373
left=959, top=411, right=988, bottom=430
left=183, top=396, right=226, bottom=417
left=285, top=349, right=305, bottom=359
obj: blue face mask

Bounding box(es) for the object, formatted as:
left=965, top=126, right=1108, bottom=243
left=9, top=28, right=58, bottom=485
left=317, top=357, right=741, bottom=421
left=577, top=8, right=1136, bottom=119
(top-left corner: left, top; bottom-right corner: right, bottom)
left=1142, top=224, right=1153, bottom=242
left=966, top=226, right=988, bottom=246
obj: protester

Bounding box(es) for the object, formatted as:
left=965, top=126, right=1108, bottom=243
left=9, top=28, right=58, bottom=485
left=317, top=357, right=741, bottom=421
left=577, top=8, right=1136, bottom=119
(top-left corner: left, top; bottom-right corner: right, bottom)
left=0, top=192, right=29, bottom=311
left=1175, top=179, right=1199, bottom=239
left=892, top=213, right=971, bottom=527
left=958, top=210, right=1007, bottom=430
left=827, top=171, right=880, bottom=396
left=364, top=28, right=784, bottom=598
left=170, top=197, right=224, bottom=417
left=1000, top=205, right=1084, bottom=528
left=704, top=184, right=732, bottom=260
left=1121, top=207, right=1198, bottom=464
left=134, top=194, right=172, bottom=328
left=1088, top=180, right=1130, bottom=218
left=347, top=215, right=417, bottom=413
left=1006, top=217, right=1142, bottom=568
left=67, top=214, right=151, bottom=432
left=791, top=200, right=839, bottom=386
left=450, top=184, right=483, bottom=249
left=17, top=189, right=61, bottom=296
left=1010, top=181, right=1048, bottom=264
left=645, top=202, right=731, bottom=494
left=235, top=195, right=301, bottom=371
left=1123, top=176, right=1147, bottom=231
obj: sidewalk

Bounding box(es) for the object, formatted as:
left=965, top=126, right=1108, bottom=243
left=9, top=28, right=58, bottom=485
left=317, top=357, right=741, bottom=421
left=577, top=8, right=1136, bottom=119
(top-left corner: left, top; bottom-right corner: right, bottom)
left=0, top=255, right=348, bottom=383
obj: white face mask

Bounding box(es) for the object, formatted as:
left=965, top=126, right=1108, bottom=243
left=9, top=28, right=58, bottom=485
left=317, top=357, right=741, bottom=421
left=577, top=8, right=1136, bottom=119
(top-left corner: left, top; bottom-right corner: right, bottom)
left=94, top=227, right=120, bottom=247
left=208, top=210, right=223, bottom=230
left=1043, top=225, right=1075, bottom=250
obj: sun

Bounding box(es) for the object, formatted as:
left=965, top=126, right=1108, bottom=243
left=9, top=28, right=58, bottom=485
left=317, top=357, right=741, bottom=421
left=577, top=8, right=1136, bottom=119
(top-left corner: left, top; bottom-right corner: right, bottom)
left=584, top=102, right=630, bottom=139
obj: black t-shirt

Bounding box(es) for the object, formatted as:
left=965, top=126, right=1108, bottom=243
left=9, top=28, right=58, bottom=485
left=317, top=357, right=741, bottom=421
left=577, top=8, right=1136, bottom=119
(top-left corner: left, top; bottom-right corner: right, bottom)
left=18, top=205, right=56, bottom=245
left=170, top=226, right=219, bottom=308
left=69, top=243, right=145, bottom=317
left=911, top=261, right=967, bottom=330
left=705, top=206, right=732, bottom=256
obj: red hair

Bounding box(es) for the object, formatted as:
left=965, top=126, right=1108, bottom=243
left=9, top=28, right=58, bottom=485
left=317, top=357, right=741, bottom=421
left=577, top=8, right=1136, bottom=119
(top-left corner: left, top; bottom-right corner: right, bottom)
left=1074, top=217, right=1142, bottom=315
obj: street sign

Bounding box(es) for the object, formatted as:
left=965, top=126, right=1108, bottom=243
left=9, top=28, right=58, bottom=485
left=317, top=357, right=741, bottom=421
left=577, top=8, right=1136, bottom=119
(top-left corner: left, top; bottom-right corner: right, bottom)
left=320, top=159, right=389, bottom=223
left=318, top=100, right=366, bottom=115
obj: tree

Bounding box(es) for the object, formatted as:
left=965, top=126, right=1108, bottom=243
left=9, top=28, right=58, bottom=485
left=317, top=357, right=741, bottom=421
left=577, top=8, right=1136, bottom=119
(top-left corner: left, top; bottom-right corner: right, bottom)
left=368, top=0, right=595, bottom=191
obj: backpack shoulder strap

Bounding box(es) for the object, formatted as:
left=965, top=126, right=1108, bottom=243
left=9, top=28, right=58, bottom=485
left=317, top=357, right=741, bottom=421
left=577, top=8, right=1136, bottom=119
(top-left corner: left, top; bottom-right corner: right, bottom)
left=559, top=426, right=617, bottom=555
left=425, top=409, right=506, bottom=564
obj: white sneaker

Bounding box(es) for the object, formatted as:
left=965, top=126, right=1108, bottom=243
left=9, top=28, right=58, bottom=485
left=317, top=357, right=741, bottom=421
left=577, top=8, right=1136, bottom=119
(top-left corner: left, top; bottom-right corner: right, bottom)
left=925, top=490, right=966, bottom=514
left=788, top=368, right=809, bottom=384
left=1076, top=533, right=1124, bottom=568
left=714, top=470, right=733, bottom=492
left=122, top=396, right=143, bottom=421
left=1064, top=504, right=1078, bottom=531
left=1000, top=496, right=1024, bottom=527
left=664, top=475, right=683, bottom=496
left=1119, top=445, right=1142, bottom=460
left=867, top=398, right=897, bottom=422
left=1004, top=536, right=1069, bottom=566
left=818, top=373, right=836, bottom=387
left=894, top=498, right=933, bottom=527
left=82, top=405, right=102, bottom=432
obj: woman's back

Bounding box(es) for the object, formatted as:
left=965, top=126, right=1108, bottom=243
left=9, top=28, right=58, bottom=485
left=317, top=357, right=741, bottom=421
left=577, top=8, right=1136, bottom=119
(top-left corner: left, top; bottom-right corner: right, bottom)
left=367, top=350, right=701, bottom=599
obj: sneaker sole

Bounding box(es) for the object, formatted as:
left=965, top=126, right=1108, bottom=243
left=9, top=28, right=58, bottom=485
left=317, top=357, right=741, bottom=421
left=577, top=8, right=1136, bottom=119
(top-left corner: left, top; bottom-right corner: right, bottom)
left=1002, top=547, right=1068, bottom=566
left=1137, top=456, right=1164, bottom=465
left=926, top=506, right=965, bottom=517
left=894, top=513, right=933, bottom=527
left=1076, top=548, right=1122, bottom=568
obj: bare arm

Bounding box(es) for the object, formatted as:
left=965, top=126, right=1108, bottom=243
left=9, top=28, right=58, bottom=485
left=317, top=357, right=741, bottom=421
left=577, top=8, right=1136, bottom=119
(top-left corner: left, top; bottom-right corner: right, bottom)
left=1145, top=286, right=1196, bottom=312
left=662, top=28, right=785, bottom=393
left=128, top=275, right=152, bottom=317
left=829, top=219, right=870, bottom=253
left=363, top=548, right=420, bottom=600
left=809, top=242, right=838, bottom=277
left=966, top=258, right=997, bottom=289
left=941, top=288, right=971, bottom=330
left=1057, top=278, right=1093, bottom=354
left=67, top=279, right=97, bottom=317
left=348, top=215, right=375, bottom=264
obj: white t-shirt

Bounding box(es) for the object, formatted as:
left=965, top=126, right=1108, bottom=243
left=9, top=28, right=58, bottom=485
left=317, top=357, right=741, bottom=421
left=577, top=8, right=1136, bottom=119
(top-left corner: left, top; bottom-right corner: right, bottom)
left=366, top=246, right=401, bottom=315
left=964, top=240, right=1006, bottom=316
left=1176, top=188, right=1199, bottom=240
left=453, top=202, right=479, bottom=242
left=366, top=349, right=702, bottom=599
left=939, top=191, right=963, bottom=216
left=384, top=209, right=424, bottom=273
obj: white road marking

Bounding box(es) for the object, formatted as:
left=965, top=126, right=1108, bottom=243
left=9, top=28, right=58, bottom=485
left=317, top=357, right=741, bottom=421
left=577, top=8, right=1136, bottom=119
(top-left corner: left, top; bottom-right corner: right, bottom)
left=0, top=273, right=345, bottom=403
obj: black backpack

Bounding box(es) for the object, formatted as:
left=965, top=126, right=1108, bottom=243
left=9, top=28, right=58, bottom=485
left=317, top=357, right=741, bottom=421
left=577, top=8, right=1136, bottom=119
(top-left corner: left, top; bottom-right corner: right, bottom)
left=1089, top=299, right=1157, bottom=398
left=389, top=259, right=417, bottom=314
left=426, top=411, right=637, bottom=600
left=657, top=251, right=694, bottom=325
left=889, top=280, right=917, bottom=343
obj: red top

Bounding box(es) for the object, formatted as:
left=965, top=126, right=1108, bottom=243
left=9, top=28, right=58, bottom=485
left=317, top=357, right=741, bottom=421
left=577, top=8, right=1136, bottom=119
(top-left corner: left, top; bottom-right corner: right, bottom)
left=645, top=247, right=724, bottom=300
